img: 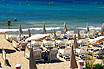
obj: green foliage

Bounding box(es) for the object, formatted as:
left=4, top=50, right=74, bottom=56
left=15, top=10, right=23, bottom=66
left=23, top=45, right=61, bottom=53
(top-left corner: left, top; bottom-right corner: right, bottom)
left=85, top=55, right=91, bottom=69
left=85, top=60, right=91, bottom=69
left=85, top=53, right=95, bottom=69
left=93, top=63, right=104, bottom=69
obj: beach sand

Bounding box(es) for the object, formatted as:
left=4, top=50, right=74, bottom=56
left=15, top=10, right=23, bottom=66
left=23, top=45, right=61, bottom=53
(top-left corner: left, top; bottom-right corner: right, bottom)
left=0, top=34, right=70, bottom=69
left=0, top=34, right=102, bottom=69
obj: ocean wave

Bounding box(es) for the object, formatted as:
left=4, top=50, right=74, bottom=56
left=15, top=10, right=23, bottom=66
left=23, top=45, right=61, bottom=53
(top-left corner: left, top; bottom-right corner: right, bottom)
left=0, top=27, right=61, bottom=32
left=78, top=26, right=101, bottom=30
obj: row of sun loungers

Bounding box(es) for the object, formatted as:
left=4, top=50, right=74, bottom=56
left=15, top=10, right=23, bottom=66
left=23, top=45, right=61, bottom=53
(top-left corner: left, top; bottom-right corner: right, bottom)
left=4, top=28, right=104, bottom=63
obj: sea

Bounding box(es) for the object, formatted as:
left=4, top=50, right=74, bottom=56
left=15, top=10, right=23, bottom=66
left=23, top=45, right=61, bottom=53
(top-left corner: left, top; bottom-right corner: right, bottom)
left=0, top=0, right=104, bottom=34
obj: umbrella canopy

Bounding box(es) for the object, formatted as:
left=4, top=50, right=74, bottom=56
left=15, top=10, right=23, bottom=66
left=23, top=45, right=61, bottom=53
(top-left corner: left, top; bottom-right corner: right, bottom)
left=29, top=47, right=37, bottom=69
left=19, top=24, right=23, bottom=35
left=43, top=23, right=46, bottom=33
left=28, top=29, right=31, bottom=37
left=70, top=46, right=78, bottom=69
left=78, top=29, right=80, bottom=39
left=64, top=22, right=68, bottom=33
left=86, top=23, right=89, bottom=32
left=53, top=29, right=57, bottom=40
left=25, top=34, right=50, bottom=42
left=74, top=35, right=78, bottom=48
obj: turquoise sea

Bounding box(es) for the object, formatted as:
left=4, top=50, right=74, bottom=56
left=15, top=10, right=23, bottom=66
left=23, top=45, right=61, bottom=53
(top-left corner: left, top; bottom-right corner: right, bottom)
left=0, top=0, right=104, bottom=33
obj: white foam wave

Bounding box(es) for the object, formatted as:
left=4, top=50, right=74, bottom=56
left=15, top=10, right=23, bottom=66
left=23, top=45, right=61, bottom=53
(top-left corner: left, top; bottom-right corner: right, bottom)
left=0, top=27, right=61, bottom=32
left=78, top=26, right=101, bottom=30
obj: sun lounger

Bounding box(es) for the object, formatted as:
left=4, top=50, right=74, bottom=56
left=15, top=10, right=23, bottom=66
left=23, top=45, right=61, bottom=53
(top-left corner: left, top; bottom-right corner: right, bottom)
left=88, top=30, right=95, bottom=39
left=94, top=49, right=104, bottom=58
left=58, top=47, right=71, bottom=60
left=19, top=41, right=28, bottom=50
left=56, top=31, right=62, bottom=39
left=25, top=47, right=44, bottom=62
left=66, top=31, right=74, bottom=40
left=24, top=47, right=30, bottom=58
left=79, top=46, right=88, bottom=55
left=28, top=41, right=42, bottom=47
left=79, top=46, right=88, bottom=59
left=5, top=33, right=17, bottom=42
left=80, top=30, right=86, bottom=39
left=81, top=39, right=88, bottom=46
left=63, top=47, right=71, bottom=59
left=58, top=41, right=66, bottom=48
left=45, top=35, right=52, bottom=40
left=48, top=48, right=58, bottom=61
left=33, top=49, right=44, bottom=62
left=44, top=41, right=54, bottom=50
left=12, top=39, right=19, bottom=48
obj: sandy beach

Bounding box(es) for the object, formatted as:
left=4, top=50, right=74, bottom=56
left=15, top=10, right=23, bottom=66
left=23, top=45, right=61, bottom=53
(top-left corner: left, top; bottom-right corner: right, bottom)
left=0, top=34, right=103, bottom=69
left=1, top=0, right=104, bottom=69
left=0, top=34, right=70, bottom=69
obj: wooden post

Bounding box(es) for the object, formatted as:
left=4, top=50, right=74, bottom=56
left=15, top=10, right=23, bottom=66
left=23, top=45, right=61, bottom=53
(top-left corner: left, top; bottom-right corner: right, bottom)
left=2, top=48, right=6, bottom=66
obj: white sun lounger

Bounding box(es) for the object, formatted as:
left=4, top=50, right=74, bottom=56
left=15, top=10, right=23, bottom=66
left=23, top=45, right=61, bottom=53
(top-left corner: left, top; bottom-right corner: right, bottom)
left=33, top=49, right=44, bottom=62
left=48, top=48, right=58, bottom=61
left=25, top=47, right=44, bottom=62
left=63, top=47, right=71, bottom=59
left=80, top=30, right=86, bottom=39
left=66, top=31, right=74, bottom=39
left=56, top=31, right=62, bottom=39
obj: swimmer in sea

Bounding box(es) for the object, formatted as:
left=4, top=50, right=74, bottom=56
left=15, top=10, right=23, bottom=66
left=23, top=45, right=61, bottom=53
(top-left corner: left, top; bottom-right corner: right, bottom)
left=13, top=18, right=17, bottom=22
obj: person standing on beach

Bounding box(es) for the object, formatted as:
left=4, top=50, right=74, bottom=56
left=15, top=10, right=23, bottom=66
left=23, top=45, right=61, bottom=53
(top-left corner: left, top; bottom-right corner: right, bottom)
left=8, top=19, right=11, bottom=26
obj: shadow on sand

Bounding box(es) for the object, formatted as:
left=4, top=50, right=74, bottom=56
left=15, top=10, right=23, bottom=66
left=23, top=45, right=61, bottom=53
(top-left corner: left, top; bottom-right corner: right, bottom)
left=37, top=60, right=63, bottom=64
left=0, top=49, right=16, bottom=54
left=27, top=58, right=64, bottom=64
left=6, top=59, right=11, bottom=67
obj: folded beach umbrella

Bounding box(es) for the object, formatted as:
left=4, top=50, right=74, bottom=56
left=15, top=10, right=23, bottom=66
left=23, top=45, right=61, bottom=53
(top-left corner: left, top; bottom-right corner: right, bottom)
left=19, top=24, right=23, bottom=41
left=70, top=46, right=78, bottom=69
left=101, top=27, right=103, bottom=36
left=43, top=23, right=46, bottom=33
left=86, top=23, right=89, bottom=32
left=78, top=29, right=80, bottom=39
left=74, top=34, right=78, bottom=48
left=101, top=23, right=104, bottom=36
left=19, top=24, right=23, bottom=35
left=29, top=47, right=37, bottom=69
left=53, top=29, right=57, bottom=40
left=28, top=29, right=31, bottom=37
left=64, top=22, right=68, bottom=33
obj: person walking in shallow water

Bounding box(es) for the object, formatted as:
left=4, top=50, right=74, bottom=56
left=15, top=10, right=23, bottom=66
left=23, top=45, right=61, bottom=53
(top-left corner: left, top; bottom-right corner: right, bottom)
left=8, top=19, right=11, bottom=26
left=13, top=18, right=17, bottom=22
